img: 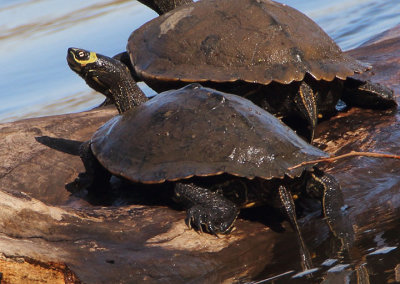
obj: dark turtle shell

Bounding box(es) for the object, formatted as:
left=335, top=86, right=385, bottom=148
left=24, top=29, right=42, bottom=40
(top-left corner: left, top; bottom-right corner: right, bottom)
left=127, top=0, right=369, bottom=86
left=90, top=84, right=328, bottom=183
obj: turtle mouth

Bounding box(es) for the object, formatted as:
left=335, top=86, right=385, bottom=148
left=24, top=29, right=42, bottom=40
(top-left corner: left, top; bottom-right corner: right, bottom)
left=67, top=48, right=83, bottom=73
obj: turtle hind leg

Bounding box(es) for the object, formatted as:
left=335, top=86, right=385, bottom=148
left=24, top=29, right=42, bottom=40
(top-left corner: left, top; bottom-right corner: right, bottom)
left=174, top=183, right=239, bottom=235
left=294, top=81, right=319, bottom=141
left=342, top=78, right=397, bottom=109
left=66, top=141, right=111, bottom=193
left=306, top=169, right=354, bottom=254
left=278, top=185, right=313, bottom=271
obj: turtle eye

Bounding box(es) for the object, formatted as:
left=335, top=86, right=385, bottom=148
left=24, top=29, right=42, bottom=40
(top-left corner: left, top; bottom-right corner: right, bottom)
left=77, top=50, right=89, bottom=60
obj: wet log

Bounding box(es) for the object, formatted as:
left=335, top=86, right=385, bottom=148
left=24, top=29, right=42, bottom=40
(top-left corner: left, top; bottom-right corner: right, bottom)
left=0, top=188, right=278, bottom=283
left=0, top=107, right=116, bottom=205
left=315, top=24, right=400, bottom=224
left=0, top=25, right=400, bottom=283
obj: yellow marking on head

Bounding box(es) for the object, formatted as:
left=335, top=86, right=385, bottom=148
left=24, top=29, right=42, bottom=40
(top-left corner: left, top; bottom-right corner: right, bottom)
left=292, top=194, right=299, bottom=200
left=71, top=51, right=98, bottom=66
left=318, top=113, right=323, bottom=119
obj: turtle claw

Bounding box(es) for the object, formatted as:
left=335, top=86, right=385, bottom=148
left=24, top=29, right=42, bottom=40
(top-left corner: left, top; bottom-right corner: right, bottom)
left=186, top=205, right=209, bottom=233
left=185, top=215, right=193, bottom=230
left=185, top=205, right=229, bottom=235
left=175, top=183, right=239, bottom=235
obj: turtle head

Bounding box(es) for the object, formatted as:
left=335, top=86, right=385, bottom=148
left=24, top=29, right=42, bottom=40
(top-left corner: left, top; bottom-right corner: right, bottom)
left=67, top=47, right=148, bottom=113
left=67, top=48, right=122, bottom=96
left=67, top=48, right=98, bottom=73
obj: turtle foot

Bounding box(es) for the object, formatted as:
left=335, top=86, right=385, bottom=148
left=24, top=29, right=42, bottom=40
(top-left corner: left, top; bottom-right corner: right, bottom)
left=65, top=173, right=94, bottom=193
left=343, top=79, right=397, bottom=109
left=65, top=171, right=112, bottom=195
left=185, top=204, right=238, bottom=235
left=174, top=182, right=239, bottom=235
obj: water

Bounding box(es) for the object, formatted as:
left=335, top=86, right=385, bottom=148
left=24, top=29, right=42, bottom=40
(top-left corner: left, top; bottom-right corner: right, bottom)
left=0, top=0, right=157, bottom=122
left=0, top=0, right=399, bottom=123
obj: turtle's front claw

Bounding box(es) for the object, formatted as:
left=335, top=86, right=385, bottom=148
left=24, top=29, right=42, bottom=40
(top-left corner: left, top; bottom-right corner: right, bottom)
left=185, top=205, right=208, bottom=233
left=185, top=205, right=236, bottom=235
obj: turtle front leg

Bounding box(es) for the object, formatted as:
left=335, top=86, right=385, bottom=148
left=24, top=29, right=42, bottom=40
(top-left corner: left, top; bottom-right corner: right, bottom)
left=174, top=183, right=239, bottom=235
left=342, top=78, right=397, bottom=109
left=294, top=81, right=318, bottom=141
left=278, top=185, right=313, bottom=271
left=66, top=141, right=111, bottom=192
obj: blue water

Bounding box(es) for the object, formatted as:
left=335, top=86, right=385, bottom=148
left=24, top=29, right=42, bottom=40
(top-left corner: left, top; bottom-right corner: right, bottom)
left=0, top=0, right=399, bottom=122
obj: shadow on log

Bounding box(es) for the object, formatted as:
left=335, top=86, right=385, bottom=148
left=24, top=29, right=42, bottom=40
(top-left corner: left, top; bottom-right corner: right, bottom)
left=1, top=25, right=400, bottom=283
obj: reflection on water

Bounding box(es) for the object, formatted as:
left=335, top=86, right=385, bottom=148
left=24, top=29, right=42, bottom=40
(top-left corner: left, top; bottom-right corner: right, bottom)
left=280, top=0, right=400, bottom=50
left=0, top=0, right=399, bottom=123
left=0, top=0, right=157, bottom=122
left=253, top=211, right=400, bottom=283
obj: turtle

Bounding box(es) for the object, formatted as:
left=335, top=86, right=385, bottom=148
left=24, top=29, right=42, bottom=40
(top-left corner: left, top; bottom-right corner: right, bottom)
left=67, top=51, right=352, bottom=268
left=96, top=0, right=395, bottom=140
left=67, top=49, right=344, bottom=236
